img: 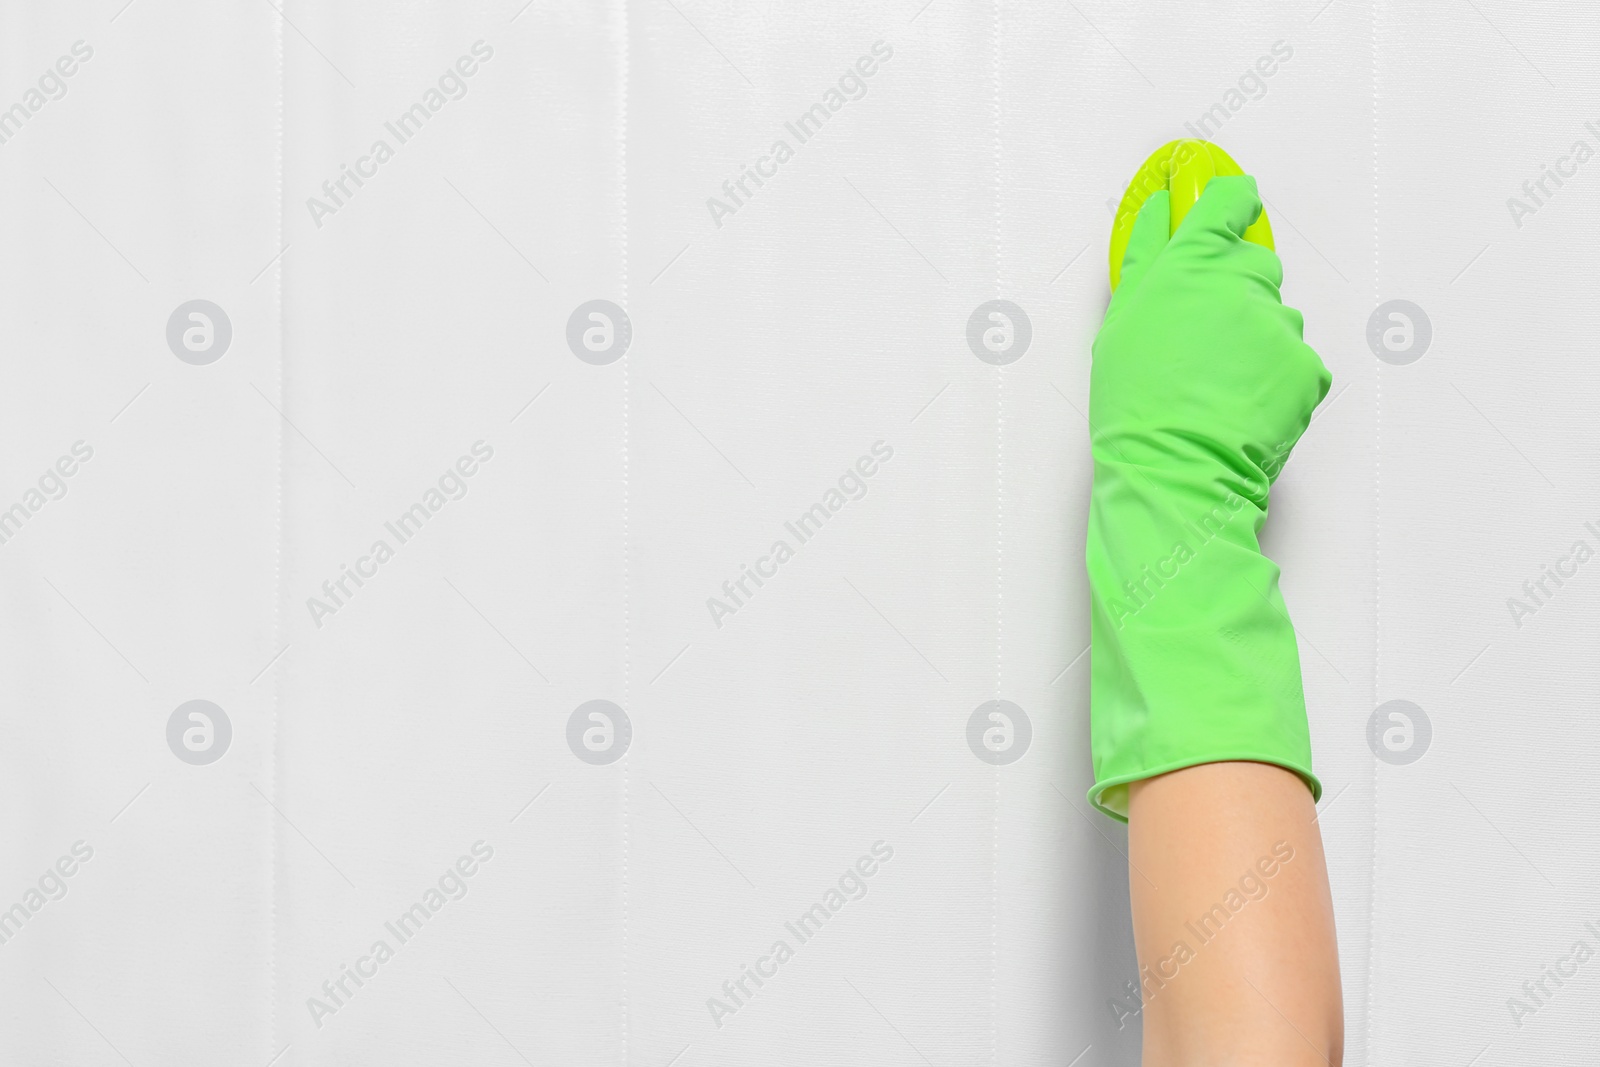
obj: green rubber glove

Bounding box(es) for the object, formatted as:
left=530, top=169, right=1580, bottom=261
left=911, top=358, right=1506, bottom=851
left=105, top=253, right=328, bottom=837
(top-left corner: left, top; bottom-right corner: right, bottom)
left=1085, top=175, right=1331, bottom=822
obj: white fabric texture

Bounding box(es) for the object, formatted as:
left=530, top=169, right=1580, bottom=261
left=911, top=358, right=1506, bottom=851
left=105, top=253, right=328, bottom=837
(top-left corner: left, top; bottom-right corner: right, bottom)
left=0, top=1, right=1593, bottom=1063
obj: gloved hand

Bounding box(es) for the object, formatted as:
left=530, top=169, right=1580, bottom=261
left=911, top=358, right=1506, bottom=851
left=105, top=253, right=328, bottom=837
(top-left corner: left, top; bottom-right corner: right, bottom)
left=1085, top=175, right=1331, bottom=821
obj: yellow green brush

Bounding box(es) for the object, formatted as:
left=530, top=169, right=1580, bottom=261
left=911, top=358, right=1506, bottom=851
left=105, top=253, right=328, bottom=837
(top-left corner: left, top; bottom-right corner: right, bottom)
left=1108, top=139, right=1274, bottom=289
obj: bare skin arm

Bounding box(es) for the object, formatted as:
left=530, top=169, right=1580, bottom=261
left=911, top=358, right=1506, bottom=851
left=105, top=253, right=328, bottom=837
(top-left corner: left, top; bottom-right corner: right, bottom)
left=1126, top=760, right=1343, bottom=1067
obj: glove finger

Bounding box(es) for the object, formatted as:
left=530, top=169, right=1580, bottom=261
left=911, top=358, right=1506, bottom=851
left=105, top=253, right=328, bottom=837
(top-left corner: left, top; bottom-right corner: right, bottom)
left=1234, top=239, right=1285, bottom=291
left=1174, top=174, right=1262, bottom=243
left=1115, top=189, right=1171, bottom=295
left=1305, top=344, right=1333, bottom=406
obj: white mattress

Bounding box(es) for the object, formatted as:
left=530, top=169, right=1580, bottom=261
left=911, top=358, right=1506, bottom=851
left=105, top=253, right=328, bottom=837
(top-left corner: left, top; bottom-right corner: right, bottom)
left=1, top=1, right=1595, bottom=1062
